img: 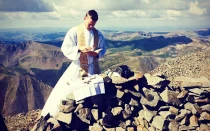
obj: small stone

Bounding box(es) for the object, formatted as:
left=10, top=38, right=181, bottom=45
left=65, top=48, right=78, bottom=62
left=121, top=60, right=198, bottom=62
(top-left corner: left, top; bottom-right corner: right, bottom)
left=124, top=89, right=141, bottom=97
left=118, top=100, right=123, bottom=106
left=140, top=88, right=160, bottom=107
left=124, top=104, right=132, bottom=115
left=160, top=89, right=181, bottom=105
left=151, top=115, right=165, bottom=130
left=169, top=106, right=179, bottom=114
left=74, top=104, right=83, bottom=113
left=115, top=85, right=123, bottom=89
left=56, top=112, right=72, bottom=125
left=194, top=98, right=209, bottom=103
left=89, top=123, right=103, bottom=131
left=122, top=111, right=130, bottom=119
left=61, top=99, right=75, bottom=105
left=76, top=108, right=91, bottom=124
left=192, top=104, right=202, bottom=115
left=144, top=73, right=169, bottom=88
left=199, top=112, right=210, bottom=121
left=111, top=107, right=123, bottom=116
left=98, top=119, right=103, bottom=125
left=200, top=104, right=210, bottom=112
left=103, top=126, right=116, bottom=131
left=168, top=121, right=179, bottom=131
left=177, top=90, right=188, bottom=98
left=119, top=121, right=126, bottom=129
left=111, top=75, right=128, bottom=85
left=131, top=106, right=134, bottom=111
left=198, top=124, right=210, bottom=131
left=180, top=116, right=189, bottom=125
left=134, top=84, right=140, bottom=91
left=175, top=109, right=191, bottom=121
left=186, top=95, right=195, bottom=103
left=127, top=127, right=135, bottom=131
left=102, top=112, right=106, bottom=118
left=125, top=120, right=131, bottom=126
left=138, top=109, right=157, bottom=122
left=184, top=102, right=193, bottom=110
left=189, top=115, right=199, bottom=127
left=91, top=109, right=99, bottom=121
left=179, top=125, right=196, bottom=130
left=129, top=98, right=139, bottom=107
left=116, top=89, right=125, bottom=98
left=175, top=76, right=210, bottom=88
left=47, top=118, right=60, bottom=130
left=133, top=116, right=142, bottom=126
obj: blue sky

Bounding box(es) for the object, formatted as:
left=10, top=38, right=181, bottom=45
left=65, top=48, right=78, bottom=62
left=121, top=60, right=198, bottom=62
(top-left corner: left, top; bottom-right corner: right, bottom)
left=0, top=0, right=210, bottom=31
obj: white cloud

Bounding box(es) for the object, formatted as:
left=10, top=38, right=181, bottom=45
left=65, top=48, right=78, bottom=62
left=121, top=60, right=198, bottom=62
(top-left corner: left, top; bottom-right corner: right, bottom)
left=0, top=0, right=210, bottom=30
left=189, top=1, right=207, bottom=15
left=111, top=10, right=147, bottom=18
left=165, top=10, right=181, bottom=17
left=0, top=0, right=54, bottom=12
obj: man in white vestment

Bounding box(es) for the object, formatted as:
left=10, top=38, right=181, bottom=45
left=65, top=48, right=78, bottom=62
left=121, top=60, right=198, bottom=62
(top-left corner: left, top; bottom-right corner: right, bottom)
left=41, top=10, right=106, bottom=118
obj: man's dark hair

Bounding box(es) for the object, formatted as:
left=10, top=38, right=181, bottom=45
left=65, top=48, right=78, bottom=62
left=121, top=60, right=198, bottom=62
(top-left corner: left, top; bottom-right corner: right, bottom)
left=86, top=10, right=98, bottom=21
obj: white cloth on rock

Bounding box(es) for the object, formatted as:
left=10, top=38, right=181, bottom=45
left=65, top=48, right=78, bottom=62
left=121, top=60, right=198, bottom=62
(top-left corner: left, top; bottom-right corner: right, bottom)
left=72, top=75, right=105, bottom=101
left=41, top=24, right=106, bottom=117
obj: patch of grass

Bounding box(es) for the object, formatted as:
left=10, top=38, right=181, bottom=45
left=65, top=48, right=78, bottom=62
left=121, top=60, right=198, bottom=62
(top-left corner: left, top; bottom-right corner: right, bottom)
left=100, top=54, right=129, bottom=72
left=130, top=51, right=142, bottom=56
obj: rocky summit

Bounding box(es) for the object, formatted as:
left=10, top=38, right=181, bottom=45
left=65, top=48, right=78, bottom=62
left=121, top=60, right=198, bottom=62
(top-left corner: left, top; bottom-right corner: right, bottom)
left=151, top=50, right=210, bottom=88
left=3, top=54, right=210, bottom=130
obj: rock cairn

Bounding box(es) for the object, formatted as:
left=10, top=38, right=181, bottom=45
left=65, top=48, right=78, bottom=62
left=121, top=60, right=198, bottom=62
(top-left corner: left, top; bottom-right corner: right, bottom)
left=31, top=72, right=210, bottom=131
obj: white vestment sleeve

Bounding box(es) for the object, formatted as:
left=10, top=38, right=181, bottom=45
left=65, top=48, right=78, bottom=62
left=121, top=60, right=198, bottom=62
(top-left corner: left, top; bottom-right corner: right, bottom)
left=97, top=32, right=106, bottom=59
left=61, top=27, right=80, bottom=60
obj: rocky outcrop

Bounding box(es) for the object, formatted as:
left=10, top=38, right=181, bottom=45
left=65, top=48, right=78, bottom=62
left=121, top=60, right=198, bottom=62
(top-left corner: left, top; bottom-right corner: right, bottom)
left=4, top=109, right=41, bottom=131
left=151, top=51, right=210, bottom=88
left=0, top=42, right=68, bottom=69
left=0, top=74, right=52, bottom=116
left=20, top=72, right=210, bottom=131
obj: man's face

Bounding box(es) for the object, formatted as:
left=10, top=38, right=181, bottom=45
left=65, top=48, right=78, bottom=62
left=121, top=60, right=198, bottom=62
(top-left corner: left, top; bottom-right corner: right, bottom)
left=84, top=15, right=97, bottom=30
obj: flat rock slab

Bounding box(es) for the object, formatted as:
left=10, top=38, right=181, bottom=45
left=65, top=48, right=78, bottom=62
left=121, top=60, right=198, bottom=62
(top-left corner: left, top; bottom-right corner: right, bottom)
left=138, top=109, right=157, bottom=122
left=140, top=88, right=160, bottom=107
left=151, top=115, right=165, bottom=130
left=160, top=89, right=181, bottom=105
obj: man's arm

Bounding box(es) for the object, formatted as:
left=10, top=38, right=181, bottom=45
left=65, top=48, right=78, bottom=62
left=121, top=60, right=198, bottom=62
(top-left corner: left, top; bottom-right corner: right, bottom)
left=61, top=27, right=81, bottom=60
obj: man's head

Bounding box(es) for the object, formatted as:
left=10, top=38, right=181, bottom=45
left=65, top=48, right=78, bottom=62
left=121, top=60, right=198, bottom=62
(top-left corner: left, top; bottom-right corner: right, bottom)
left=84, top=10, right=98, bottom=30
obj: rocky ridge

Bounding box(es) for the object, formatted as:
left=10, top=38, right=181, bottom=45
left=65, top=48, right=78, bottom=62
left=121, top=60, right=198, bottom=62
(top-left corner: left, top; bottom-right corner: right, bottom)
left=0, top=42, right=68, bottom=69
left=0, top=74, right=52, bottom=117
left=4, top=109, right=41, bottom=131
left=4, top=64, right=210, bottom=131
left=151, top=50, right=210, bottom=88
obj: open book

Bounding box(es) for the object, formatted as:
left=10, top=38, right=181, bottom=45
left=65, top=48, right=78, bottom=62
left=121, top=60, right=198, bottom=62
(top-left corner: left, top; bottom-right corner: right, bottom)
left=94, top=48, right=102, bottom=53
